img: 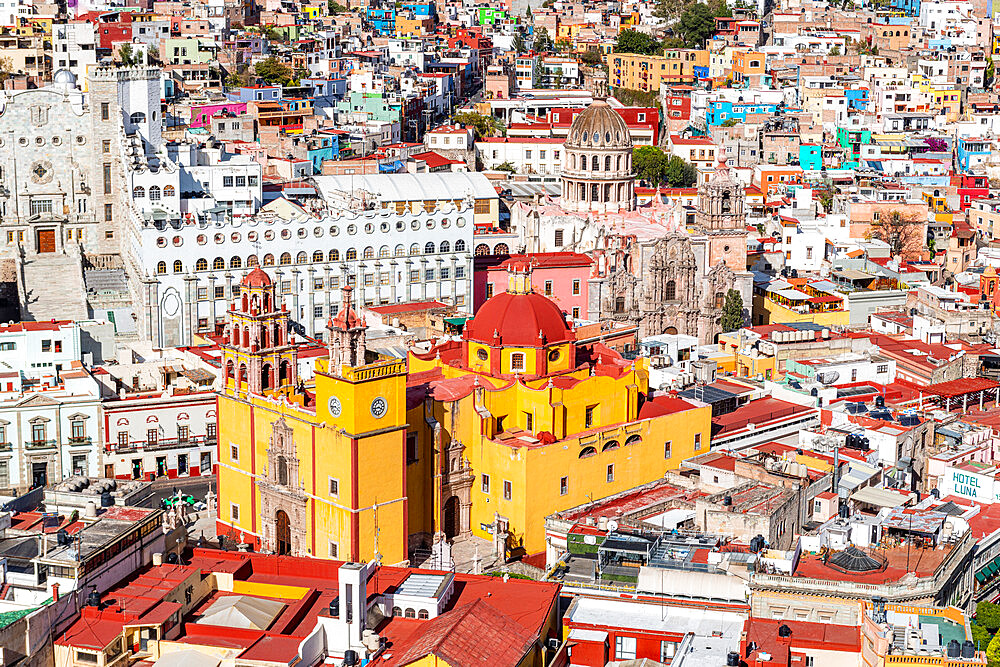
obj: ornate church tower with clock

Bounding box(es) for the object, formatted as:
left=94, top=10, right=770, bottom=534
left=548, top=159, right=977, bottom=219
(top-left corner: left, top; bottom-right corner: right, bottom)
left=216, top=280, right=408, bottom=564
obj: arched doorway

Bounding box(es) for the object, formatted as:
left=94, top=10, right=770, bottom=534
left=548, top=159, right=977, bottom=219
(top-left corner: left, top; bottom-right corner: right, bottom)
left=275, top=510, right=291, bottom=555
left=443, top=496, right=460, bottom=538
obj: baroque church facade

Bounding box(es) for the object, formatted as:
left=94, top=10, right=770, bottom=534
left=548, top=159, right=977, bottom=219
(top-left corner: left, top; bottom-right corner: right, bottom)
left=512, top=97, right=753, bottom=345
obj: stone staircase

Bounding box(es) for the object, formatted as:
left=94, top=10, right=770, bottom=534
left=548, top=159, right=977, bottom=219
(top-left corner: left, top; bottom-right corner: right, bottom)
left=20, top=253, right=89, bottom=322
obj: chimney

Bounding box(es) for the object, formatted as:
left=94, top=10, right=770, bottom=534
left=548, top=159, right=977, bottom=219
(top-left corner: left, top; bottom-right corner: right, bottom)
left=51, top=583, right=59, bottom=602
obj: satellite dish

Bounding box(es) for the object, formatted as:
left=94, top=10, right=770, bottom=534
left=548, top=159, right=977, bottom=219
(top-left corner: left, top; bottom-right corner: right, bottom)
left=607, top=520, right=619, bottom=532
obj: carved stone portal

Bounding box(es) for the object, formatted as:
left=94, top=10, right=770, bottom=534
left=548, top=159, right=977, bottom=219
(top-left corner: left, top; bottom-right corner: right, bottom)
left=257, top=418, right=308, bottom=556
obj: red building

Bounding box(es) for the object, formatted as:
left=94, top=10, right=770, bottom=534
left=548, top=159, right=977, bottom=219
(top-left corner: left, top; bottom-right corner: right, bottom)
left=955, top=173, right=989, bottom=210
left=79, top=10, right=134, bottom=50
left=739, top=618, right=861, bottom=666
left=547, top=106, right=660, bottom=145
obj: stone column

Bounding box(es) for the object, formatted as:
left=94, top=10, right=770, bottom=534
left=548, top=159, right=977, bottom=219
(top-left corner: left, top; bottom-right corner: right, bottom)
left=389, top=260, right=398, bottom=303
left=306, top=267, right=316, bottom=337
left=146, top=277, right=160, bottom=348
left=208, top=273, right=217, bottom=334
left=183, top=274, right=198, bottom=345
left=324, top=265, right=332, bottom=323
left=290, top=268, right=301, bottom=326
left=405, top=259, right=413, bottom=301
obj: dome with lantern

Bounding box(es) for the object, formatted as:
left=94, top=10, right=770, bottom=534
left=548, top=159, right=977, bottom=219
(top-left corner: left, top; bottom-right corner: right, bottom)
left=462, top=260, right=576, bottom=377
left=560, top=97, right=635, bottom=215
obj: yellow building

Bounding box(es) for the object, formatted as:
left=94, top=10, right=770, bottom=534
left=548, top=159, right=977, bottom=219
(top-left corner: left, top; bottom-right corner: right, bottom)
left=608, top=49, right=709, bottom=91
left=217, top=268, right=409, bottom=564
left=218, top=263, right=711, bottom=562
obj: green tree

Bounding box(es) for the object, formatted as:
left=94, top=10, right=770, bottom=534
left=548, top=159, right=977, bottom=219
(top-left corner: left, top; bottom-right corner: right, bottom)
left=653, top=0, right=691, bottom=23
left=615, top=29, right=661, bottom=55
left=254, top=56, right=293, bottom=85
left=987, top=632, right=1000, bottom=666
left=613, top=86, right=660, bottom=108
left=829, top=44, right=841, bottom=56
left=721, top=118, right=738, bottom=127
left=978, top=602, right=1000, bottom=634
left=533, top=27, right=553, bottom=52
left=513, top=30, right=526, bottom=54
left=327, top=0, right=347, bottom=12
left=675, top=3, right=717, bottom=47
left=495, top=161, right=517, bottom=174
left=580, top=49, right=603, bottom=65
left=633, top=146, right=671, bottom=184
left=664, top=155, right=697, bottom=186
left=555, top=37, right=572, bottom=52
left=453, top=111, right=500, bottom=138
left=721, top=289, right=744, bottom=331
left=118, top=43, right=137, bottom=66
left=987, top=57, right=995, bottom=88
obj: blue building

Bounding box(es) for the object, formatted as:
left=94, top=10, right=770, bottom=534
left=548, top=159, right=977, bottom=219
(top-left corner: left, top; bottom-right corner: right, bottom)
left=844, top=89, right=869, bottom=111
left=706, top=100, right=779, bottom=126
left=306, top=134, right=338, bottom=173
left=799, top=144, right=822, bottom=170
left=957, top=137, right=991, bottom=172
left=367, top=7, right=396, bottom=35
left=401, top=1, right=435, bottom=17
left=228, top=86, right=282, bottom=103
left=888, top=0, right=920, bottom=16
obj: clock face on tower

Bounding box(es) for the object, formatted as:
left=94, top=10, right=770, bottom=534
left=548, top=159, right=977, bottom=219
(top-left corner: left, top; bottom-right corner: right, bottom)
left=328, top=396, right=342, bottom=418
left=370, top=396, right=388, bottom=419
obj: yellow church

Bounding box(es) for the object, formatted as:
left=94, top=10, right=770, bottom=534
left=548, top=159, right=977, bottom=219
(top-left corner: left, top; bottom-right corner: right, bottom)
left=216, top=262, right=711, bottom=563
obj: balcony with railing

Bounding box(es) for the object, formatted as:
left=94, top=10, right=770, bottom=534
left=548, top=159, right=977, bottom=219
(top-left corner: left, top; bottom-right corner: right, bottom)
left=112, top=435, right=217, bottom=454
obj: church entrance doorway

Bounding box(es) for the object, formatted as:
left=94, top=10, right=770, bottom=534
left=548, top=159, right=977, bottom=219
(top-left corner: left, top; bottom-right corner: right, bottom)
left=443, top=496, right=460, bottom=538
left=36, top=229, right=55, bottom=254
left=276, top=510, right=291, bottom=555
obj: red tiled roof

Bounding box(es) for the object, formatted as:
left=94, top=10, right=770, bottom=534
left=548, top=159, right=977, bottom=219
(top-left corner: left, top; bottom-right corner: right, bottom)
left=391, top=599, right=537, bottom=667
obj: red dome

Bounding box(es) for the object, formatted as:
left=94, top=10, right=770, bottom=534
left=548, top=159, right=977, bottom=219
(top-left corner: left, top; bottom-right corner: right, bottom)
left=242, top=266, right=272, bottom=288
left=464, top=291, right=574, bottom=347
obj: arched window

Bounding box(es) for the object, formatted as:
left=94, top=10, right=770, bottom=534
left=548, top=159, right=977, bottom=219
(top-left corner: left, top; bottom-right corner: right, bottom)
left=262, top=363, right=272, bottom=390
left=227, top=256, right=240, bottom=269
left=296, top=251, right=307, bottom=264
left=580, top=155, right=587, bottom=171
left=721, top=191, right=731, bottom=214
left=363, top=246, right=374, bottom=259
left=395, top=244, right=405, bottom=256
left=329, top=249, right=340, bottom=261
left=666, top=280, right=676, bottom=300
left=715, top=292, right=725, bottom=309
left=605, top=156, right=612, bottom=171
left=149, top=186, right=161, bottom=201
left=346, top=248, right=357, bottom=261
left=263, top=253, right=275, bottom=266
left=312, top=250, right=324, bottom=263
left=213, top=257, right=225, bottom=270
left=625, top=434, right=642, bottom=446
left=510, top=352, right=525, bottom=372
left=417, top=609, right=429, bottom=620
left=129, top=111, right=146, bottom=125
left=475, top=244, right=489, bottom=256
left=404, top=609, right=416, bottom=619
left=571, top=154, right=577, bottom=169
left=247, top=255, right=259, bottom=267
left=591, top=155, right=599, bottom=170
left=225, top=360, right=234, bottom=384
left=392, top=607, right=402, bottom=617
left=173, top=260, right=183, bottom=273
left=455, top=240, right=466, bottom=252
left=410, top=243, right=421, bottom=255
left=156, top=261, right=166, bottom=274
left=602, top=440, right=620, bottom=452
left=163, top=185, right=175, bottom=197
left=195, top=258, right=208, bottom=271
left=440, top=240, right=450, bottom=253
left=579, top=446, right=597, bottom=458
left=276, top=455, right=288, bottom=485
left=494, top=243, right=509, bottom=254
left=424, top=242, right=435, bottom=254
left=379, top=245, right=390, bottom=258
left=279, top=252, right=292, bottom=265
left=238, top=364, right=247, bottom=385
left=133, top=186, right=145, bottom=198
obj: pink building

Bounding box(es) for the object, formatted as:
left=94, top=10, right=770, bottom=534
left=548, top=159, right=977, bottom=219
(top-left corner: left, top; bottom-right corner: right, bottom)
left=190, top=101, right=247, bottom=128
left=476, top=252, right=593, bottom=319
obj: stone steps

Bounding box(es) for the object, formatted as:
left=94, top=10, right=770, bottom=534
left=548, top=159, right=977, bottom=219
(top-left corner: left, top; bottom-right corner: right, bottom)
left=21, top=253, right=89, bottom=322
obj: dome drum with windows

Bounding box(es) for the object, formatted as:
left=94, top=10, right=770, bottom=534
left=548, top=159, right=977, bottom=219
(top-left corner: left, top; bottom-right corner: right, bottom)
left=462, top=260, right=576, bottom=377
left=560, top=99, right=635, bottom=215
